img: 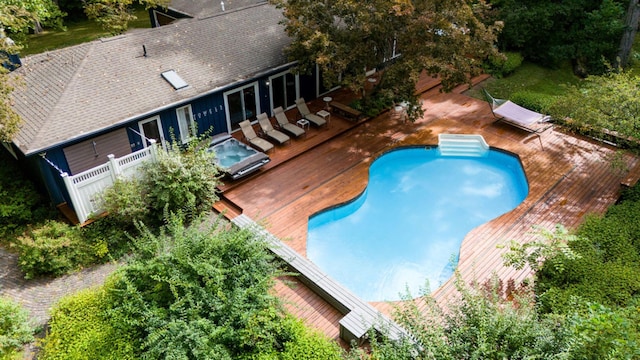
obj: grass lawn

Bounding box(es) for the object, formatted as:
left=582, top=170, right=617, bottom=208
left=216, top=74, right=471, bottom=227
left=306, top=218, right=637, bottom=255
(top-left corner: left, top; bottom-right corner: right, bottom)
left=466, top=61, right=582, bottom=104
left=21, top=6, right=151, bottom=56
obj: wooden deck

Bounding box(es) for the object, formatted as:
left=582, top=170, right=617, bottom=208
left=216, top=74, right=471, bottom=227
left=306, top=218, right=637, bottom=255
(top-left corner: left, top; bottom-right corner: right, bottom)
left=214, top=75, right=640, bottom=342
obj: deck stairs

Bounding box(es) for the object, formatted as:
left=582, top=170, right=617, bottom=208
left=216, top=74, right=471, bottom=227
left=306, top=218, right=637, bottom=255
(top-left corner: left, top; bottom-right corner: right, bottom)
left=438, top=133, right=489, bottom=157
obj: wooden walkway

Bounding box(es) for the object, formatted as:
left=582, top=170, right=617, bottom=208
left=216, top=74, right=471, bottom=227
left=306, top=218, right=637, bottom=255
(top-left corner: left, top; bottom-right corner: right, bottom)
left=214, top=75, right=640, bottom=342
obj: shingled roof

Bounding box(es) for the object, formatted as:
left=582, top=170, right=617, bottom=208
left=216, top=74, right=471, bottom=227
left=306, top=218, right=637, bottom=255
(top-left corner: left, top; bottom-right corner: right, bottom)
left=10, top=2, right=290, bottom=156
left=166, top=0, right=266, bottom=19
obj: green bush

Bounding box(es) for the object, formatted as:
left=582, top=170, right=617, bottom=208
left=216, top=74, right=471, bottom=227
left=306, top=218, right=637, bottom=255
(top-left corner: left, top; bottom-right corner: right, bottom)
left=99, top=178, right=150, bottom=225
left=15, top=220, right=106, bottom=279
left=486, top=51, right=524, bottom=78
left=38, top=286, right=137, bottom=360
left=535, top=188, right=640, bottom=314
left=0, top=151, right=52, bottom=240
left=0, top=297, right=34, bottom=360
left=81, top=216, right=135, bottom=260
left=509, top=91, right=555, bottom=114
left=100, top=138, right=221, bottom=226
left=278, top=316, right=344, bottom=360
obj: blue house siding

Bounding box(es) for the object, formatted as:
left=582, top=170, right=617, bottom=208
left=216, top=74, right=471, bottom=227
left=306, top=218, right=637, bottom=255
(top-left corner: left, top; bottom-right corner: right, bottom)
left=190, top=94, right=227, bottom=136
left=31, top=150, right=70, bottom=206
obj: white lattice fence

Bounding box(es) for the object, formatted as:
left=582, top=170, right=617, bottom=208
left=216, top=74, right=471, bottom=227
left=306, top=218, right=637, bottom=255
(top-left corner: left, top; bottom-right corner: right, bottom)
left=62, top=141, right=158, bottom=223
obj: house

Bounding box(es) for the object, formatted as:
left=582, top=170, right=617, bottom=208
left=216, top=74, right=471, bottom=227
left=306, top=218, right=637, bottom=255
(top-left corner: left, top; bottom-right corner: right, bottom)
left=149, top=0, right=264, bottom=27
left=6, top=1, right=331, bottom=223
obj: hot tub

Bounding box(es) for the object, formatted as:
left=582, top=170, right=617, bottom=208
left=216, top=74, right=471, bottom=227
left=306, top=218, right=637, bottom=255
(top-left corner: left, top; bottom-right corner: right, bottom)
left=208, top=133, right=270, bottom=180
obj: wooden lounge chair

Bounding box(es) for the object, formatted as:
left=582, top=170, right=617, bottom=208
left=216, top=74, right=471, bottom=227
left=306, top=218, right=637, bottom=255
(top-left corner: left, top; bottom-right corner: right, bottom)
left=295, top=98, right=327, bottom=127
left=239, top=120, right=274, bottom=152
left=257, top=113, right=290, bottom=145
left=274, top=106, right=305, bottom=137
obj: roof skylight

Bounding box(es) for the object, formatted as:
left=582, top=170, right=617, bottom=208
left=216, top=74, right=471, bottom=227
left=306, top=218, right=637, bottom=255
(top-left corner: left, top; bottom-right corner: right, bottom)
left=161, top=70, right=188, bottom=90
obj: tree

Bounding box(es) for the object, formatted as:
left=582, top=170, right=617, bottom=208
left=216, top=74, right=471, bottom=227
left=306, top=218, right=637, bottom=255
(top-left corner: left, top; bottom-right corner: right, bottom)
left=270, top=0, right=503, bottom=121
left=0, top=4, right=35, bottom=143
left=84, top=0, right=170, bottom=34
left=496, top=0, right=626, bottom=76
left=616, top=0, right=640, bottom=69
left=0, top=0, right=66, bottom=35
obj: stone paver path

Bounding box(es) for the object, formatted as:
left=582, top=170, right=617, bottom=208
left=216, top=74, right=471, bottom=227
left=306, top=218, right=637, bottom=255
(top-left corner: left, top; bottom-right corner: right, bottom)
left=0, top=247, right=119, bottom=326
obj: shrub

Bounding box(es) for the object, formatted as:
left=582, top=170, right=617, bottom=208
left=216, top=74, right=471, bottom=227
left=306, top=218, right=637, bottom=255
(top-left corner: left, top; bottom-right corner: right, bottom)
left=0, top=151, right=52, bottom=240
left=0, top=297, right=34, bottom=359
left=100, top=137, right=221, bottom=226
left=278, top=316, right=344, bottom=360
left=509, top=91, right=555, bottom=113
left=486, top=51, right=523, bottom=78
left=81, top=216, right=135, bottom=260
left=534, top=187, right=640, bottom=314
left=38, top=286, right=137, bottom=360
left=15, top=220, right=106, bottom=279
left=98, top=178, right=150, bottom=225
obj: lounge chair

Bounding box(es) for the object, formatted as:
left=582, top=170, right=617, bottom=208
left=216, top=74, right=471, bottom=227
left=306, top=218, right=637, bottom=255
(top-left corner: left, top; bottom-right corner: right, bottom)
left=295, top=98, right=327, bottom=127
left=239, top=120, right=274, bottom=152
left=257, top=113, right=290, bottom=145
left=482, top=88, right=552, bottom=134
left=274, top=106, right=305, bottom=137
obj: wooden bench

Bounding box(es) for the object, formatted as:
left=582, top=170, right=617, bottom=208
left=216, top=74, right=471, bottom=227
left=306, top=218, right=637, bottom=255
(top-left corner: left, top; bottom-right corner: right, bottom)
left=330, top=101, right=363, bottom=121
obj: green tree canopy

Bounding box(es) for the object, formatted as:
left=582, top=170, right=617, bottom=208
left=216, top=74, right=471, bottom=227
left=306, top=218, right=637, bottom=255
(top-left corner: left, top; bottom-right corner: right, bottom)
left=0, top=3, right=36, bottom=143
left=271, top=0, right=502, bottom=120
left=495, top=0, right=626, bottom=75
left=0, top=0, right=66, bottom=36
left=84, top=0, right=169, bottom=34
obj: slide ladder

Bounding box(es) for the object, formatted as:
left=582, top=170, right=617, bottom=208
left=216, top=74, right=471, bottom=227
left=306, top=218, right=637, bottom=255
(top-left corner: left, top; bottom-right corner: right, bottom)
left=438, top=133, right=489, bottom=157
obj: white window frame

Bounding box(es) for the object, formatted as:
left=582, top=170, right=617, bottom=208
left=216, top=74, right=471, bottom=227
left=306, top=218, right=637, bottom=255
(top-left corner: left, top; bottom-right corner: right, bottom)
left=138, top=115, right=166, bottom=149
left=223, top=82, right=260, bottom=132
left=268, top=70, right=300, bottom=112
left=176, top=104, right=195, bottom=144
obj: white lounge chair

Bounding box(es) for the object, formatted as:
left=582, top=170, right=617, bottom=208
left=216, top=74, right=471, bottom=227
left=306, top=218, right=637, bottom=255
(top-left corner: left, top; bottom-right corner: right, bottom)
left=239, top=120, right=274, bottom=152
left=295, top=98, right=326, bottom=127
left=257, top=113, right=290, bottom=145
left=274, top=106, right=305, bottom=137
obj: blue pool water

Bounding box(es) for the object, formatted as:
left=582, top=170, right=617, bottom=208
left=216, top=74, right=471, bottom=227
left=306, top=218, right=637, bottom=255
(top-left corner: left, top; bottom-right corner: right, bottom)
left=307, top=147, right=528, bottom=301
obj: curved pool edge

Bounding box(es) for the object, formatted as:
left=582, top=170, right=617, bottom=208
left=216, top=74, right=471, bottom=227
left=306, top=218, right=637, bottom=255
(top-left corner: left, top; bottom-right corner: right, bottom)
left=306, top=144, right=529, bottom=302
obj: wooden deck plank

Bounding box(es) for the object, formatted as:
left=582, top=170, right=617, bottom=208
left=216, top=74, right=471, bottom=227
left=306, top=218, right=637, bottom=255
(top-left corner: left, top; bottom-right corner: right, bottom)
left=214, top=76, right=640, bottom=341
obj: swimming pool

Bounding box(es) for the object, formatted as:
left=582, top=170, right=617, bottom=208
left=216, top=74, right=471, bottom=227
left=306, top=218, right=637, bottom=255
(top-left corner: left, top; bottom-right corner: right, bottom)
left=307, top=146, right=528, bottom=301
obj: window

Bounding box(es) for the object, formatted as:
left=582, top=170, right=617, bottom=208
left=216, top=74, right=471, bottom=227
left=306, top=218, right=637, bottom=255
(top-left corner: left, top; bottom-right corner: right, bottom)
left=139, top=116, right=165, bottom=148
left=176, top=105, right=195, bottom=143
left=269, top=72, right=298, bottom=111
left=224, top=83, right=259, bottom=131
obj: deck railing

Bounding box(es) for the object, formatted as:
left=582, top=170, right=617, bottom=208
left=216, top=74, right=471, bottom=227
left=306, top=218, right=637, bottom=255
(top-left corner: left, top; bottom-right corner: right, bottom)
left=62, top=140, right=158, bottom=223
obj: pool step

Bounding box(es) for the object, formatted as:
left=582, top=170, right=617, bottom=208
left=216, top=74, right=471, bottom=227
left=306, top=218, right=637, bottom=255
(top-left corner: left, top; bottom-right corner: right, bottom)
left=438, top=133, right=489, bottom=157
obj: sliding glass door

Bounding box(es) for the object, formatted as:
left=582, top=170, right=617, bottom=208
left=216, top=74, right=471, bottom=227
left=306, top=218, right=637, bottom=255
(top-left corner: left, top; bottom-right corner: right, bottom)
left=224, top=83, right=259, bottom=131
left=269, top=72, right=298, bottom=111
